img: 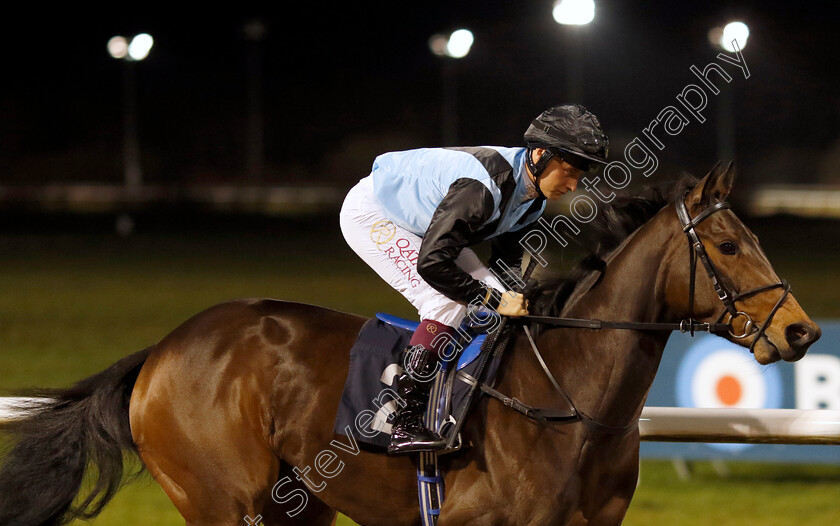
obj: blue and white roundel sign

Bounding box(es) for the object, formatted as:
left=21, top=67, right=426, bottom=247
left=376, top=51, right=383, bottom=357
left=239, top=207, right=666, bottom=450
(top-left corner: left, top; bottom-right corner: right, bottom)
left=675, top=335, right=784, bottom=451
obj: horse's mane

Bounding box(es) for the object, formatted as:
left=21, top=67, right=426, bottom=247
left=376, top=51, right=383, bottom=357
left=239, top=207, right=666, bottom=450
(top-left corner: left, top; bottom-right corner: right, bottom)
left=526, top=174, right=698, bottom=318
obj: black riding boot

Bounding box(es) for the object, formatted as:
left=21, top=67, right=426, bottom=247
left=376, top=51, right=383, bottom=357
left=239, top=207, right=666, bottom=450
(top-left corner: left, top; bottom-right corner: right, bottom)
left=387, top=347, right=446, bottom=455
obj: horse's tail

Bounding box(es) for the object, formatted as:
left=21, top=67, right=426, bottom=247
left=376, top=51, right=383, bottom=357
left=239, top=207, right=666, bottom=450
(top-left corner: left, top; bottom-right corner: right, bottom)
left=0, top=346, right=152, bottom=526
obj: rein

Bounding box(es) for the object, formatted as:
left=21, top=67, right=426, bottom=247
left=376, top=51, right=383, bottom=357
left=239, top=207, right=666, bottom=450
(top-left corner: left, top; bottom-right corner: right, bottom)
left=482, top=192, right=791, bottom=435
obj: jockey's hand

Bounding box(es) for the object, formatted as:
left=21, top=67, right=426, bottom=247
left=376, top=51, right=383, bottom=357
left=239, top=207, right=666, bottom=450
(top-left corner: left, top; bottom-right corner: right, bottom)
left=496, top=291, right=529, bottom=317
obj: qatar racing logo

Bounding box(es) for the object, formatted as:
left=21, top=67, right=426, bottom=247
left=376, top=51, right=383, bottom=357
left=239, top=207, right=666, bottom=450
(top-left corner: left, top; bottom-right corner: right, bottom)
left=369, top=220, right=421, bottom=288
left=675, top=335, right=783, bottom=452
left=369, top=220, right=397, bottom=248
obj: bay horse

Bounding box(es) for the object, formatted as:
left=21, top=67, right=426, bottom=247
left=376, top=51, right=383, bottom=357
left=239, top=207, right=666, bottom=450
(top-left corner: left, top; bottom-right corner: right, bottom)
left=0, top=165, right=821, bottom=526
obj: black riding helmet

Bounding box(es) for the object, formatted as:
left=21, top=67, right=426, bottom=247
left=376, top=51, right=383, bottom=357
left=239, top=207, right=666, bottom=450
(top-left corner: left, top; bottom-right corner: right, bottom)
left=524, top=104, right=609, bottom=179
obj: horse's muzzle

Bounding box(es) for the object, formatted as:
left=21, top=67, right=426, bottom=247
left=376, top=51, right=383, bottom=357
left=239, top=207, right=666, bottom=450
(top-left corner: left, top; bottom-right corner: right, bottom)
left=780, top=321, right=821, bottom=361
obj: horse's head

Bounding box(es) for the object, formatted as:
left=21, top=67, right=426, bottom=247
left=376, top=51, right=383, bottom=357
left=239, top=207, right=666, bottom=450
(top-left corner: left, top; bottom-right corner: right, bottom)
left=663, top=163, right=821, bottom=365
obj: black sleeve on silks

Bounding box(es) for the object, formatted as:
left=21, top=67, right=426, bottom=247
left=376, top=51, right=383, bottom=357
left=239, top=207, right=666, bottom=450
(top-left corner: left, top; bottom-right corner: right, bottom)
left=489, top=215, right=542, bottom=291
left=489, top=196, right=545, bottom=290
left=489, top=230, right=525, bottom=279
left=417, top=178, right=501, bottom=309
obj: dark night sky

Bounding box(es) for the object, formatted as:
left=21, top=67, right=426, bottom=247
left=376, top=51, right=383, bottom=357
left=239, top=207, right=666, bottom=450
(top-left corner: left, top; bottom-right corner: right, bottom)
left=1, top=2, right=838, bottom=187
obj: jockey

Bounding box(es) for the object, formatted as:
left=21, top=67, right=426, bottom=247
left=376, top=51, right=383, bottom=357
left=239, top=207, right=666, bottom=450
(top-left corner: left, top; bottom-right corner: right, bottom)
left=339, top=104, right=609, bottom=454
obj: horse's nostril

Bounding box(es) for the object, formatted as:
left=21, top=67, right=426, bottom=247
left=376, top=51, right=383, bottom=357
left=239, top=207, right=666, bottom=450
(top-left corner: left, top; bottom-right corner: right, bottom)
left=786, top=324, right=806, bottom=342
left=785, top=322, right=818, bottom=348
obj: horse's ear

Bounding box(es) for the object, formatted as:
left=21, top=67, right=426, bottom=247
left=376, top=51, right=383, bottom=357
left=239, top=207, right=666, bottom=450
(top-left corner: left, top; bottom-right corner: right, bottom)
left=687, top=161, right=735, bottom=208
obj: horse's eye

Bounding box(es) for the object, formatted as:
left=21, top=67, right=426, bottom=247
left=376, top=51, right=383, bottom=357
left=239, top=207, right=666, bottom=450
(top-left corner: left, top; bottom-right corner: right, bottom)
left=719, top=241, right=738, bottom=255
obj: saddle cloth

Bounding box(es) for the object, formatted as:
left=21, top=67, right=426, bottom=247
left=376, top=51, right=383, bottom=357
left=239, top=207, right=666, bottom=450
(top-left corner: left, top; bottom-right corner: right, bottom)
left=333, top=313, right=496, bottom=450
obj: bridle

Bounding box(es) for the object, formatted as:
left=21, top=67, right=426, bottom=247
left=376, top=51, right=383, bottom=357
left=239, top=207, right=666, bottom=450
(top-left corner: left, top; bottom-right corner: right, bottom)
left=478, top=191, right=793, bottom=435
left=674, top=191, right=790, bottom=352
left=520, top=192, right=792, bottom=345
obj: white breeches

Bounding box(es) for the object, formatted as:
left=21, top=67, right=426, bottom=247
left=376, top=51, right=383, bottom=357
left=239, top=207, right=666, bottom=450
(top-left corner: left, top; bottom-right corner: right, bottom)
left=339, top=175, right=505, bottom=327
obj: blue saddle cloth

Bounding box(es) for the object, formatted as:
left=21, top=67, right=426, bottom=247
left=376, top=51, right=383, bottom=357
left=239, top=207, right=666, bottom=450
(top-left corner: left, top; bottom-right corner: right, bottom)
left=333, top=313, right=493, bottom=449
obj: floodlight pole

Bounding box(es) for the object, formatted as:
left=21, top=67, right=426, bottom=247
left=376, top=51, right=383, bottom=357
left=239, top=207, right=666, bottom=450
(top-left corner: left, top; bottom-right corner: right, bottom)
left=565, top=30, right=584, bottom=103
left=110, top=34, right=153, bottom=193
left=553, top=1, right=594, bottom=103
left=712, top=24, right=749, bottom=164
left=432, top=29, right=473, bottom=146
left=123, top=60, right=143, bottom=191
left=244, top=20, right=267, bottom=182
left=442, top=58, right=458, bottom=145
left=716, top=85, right=735, bottom=163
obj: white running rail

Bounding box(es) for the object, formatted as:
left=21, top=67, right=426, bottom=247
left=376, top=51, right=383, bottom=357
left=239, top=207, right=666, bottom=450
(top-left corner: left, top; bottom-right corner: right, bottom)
left=639, top=407, right=840, bottom=445
left=2, top=398, right=840, bottom=445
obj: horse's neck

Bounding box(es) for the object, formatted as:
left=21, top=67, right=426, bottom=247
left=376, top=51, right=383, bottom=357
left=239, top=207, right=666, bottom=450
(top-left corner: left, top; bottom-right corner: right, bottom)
left=533, top=209, right=677, bottom=426
left=567, top=209, right=674, bottom=323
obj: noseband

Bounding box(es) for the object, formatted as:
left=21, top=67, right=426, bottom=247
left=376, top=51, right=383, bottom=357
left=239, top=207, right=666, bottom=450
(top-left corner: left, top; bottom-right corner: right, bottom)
left=675, top=192, right=791, bottom=353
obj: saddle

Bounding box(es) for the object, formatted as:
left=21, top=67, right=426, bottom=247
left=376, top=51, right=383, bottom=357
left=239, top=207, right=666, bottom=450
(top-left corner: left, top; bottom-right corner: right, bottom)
left=333, top=312, right=501, bottom=451
left=333, top=311, right=508, bottom=526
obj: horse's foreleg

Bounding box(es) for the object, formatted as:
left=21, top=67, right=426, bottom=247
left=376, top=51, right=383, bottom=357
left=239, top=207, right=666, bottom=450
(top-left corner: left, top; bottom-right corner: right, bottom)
left=258, top=463, right=338, bottom=526
left=579, top=446, right=638, bottom=526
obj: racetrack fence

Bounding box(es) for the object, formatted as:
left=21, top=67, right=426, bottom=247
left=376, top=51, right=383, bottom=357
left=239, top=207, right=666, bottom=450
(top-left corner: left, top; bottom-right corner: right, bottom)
left=2, top=397, right=839, bottom=445
left=3, top=322, right=840, bottom=457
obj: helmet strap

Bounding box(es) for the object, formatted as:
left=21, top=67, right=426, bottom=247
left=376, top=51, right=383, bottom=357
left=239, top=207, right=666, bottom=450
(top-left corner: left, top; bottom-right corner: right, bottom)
left=525, top=148, right=553, bottom=198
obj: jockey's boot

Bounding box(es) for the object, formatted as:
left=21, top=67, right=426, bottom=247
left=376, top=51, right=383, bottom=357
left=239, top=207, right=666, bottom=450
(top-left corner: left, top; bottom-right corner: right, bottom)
left=387, top=347, right=446, bottom=455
